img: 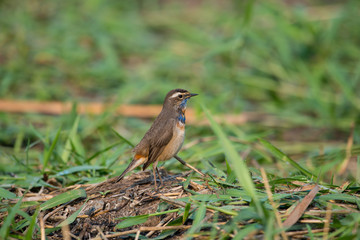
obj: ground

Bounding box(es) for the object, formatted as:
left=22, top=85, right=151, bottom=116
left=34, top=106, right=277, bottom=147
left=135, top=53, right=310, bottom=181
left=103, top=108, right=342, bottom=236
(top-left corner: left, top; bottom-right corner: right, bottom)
left=28, top=170, right=213, bottom=239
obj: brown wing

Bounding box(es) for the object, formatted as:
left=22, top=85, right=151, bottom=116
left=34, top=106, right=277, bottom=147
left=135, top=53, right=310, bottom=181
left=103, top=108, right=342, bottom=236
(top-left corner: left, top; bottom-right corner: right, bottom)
left=142, top=119, right=174, bottom=170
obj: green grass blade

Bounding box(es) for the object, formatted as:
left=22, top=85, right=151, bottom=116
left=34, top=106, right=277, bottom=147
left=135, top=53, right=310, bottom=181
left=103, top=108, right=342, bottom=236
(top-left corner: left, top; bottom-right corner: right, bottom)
left=116, top=215, right=149, bottom=229
left=225, top=158, right=237, bottom=183
left=264, top=214, right=275, bottom=240
left=14, top=219, right=30, bottom=232
left=40, top=189, right=86, bottom=211
left=193, top=202, right=206, bottom=227
left=54, top=165, right=106, bottom=177
left=24, top=207, right=40, bottom=240
left=42, top=127, right=62, bottom=173
left=62, top=115, right=81, bottom=163
left=186, top=202, right=206, bottom=238
left=233, top=224, right=260, bottom=240
left=0, top=187, right=17, bottom=199
left=306, top=224, right=315, bottom=240
left=203, top=105, right=264, bottom=218
left=112, top=128, right=134, bottom=147
left=115, top=209, right=180, bottom=229
left=357, top=156, right=360, bottom=187
left=30, top=124, right=46, bottom=146
left=58, top=200, right=88, bottom=227
left=259, top=139, right=316, bottom=179
left=183, top=203, right=191, bottom=224
left=318, top=193, right=358, bottom=203
left=205, top=205, right=238, bottom=216
left=0, top=197, right=23, bottom=239
left=85, top=141, right=122, bottom=163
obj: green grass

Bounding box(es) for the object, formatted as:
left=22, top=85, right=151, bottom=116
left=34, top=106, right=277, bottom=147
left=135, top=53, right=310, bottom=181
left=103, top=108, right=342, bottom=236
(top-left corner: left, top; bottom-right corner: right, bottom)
left=1, top=0, right=360, bottom=239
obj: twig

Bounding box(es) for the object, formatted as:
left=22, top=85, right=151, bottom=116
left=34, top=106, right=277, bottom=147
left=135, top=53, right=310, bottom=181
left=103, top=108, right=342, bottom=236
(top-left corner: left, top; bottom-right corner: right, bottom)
left=135, top=230, right=141, bottom=240
left=70, top=232, right=81, bottom=240
left=158, top=195, right=188, bottom=208
left=96, top=226, right=108, bottom=240
left=9, top=194, right=53, bottom=203
left=146, top=213, right=175, bottom=237
left=260, top=168, right=288, bottom=240
left=174, top=155, right=205, bottom=177
left=78, top=199, right=130, bottom=218
left=39, top=213, right=45, bottom=240
left=161, top=192, right=183, bottom=196
left=61, top=224, right=71, bottom=240
left=285, top=228, right=324, bottom=237
left=323, top=203, right=332, bottom=240
left=91, top=225, right=191, bottom=240
left=279, top=208, right=357, bottom=218
left=299, top=219, right=328, bottom=224
left=43, top=205, right=63, bottom=222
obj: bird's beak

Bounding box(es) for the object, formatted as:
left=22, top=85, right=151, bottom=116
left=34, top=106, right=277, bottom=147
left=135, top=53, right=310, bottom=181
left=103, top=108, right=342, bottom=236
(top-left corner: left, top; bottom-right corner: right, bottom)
left=189, top=93, right=198, bottom=98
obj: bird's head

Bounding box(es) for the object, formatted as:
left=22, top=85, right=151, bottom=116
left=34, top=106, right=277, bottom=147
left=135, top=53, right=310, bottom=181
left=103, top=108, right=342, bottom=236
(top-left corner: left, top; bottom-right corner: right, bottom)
left=164, top=89, right=198, bottom=111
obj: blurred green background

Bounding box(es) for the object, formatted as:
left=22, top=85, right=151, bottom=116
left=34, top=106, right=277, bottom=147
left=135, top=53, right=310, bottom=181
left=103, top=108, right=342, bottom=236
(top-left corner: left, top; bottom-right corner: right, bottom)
left=1, top=0, right=360, bottom=185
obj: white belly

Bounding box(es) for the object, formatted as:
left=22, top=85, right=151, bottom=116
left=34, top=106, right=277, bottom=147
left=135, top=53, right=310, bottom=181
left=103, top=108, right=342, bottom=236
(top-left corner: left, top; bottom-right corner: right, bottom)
left=158, top=123, right=185, bottom=161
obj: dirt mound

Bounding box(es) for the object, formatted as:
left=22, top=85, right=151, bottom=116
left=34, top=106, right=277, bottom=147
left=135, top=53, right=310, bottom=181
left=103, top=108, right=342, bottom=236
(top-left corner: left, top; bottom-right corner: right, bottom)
left=42, top=170, right=211, bottom=239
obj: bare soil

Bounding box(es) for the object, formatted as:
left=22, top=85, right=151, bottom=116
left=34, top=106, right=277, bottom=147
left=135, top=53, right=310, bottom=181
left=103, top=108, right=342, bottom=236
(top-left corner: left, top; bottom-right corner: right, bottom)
left=41, top=170, right=212, bottom=239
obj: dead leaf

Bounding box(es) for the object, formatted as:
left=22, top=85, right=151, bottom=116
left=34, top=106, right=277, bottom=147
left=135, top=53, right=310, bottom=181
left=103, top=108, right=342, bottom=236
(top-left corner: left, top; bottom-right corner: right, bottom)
left=283, top=184, right=320, bottom=228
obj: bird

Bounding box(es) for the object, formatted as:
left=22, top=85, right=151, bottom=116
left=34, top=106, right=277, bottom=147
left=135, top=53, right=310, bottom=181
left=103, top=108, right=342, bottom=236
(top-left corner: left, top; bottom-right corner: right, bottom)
left=116, top=89, right=198, bottom=189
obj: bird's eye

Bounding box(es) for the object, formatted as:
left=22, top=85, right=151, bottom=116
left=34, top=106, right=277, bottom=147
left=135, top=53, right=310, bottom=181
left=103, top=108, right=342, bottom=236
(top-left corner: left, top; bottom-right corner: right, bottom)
left=178, top=94, right=183, bottom=99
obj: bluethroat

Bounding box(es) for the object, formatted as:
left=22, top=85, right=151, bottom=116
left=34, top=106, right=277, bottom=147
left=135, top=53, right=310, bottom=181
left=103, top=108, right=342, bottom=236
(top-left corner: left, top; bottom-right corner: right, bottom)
left=116, top=89, right=198, bottom=189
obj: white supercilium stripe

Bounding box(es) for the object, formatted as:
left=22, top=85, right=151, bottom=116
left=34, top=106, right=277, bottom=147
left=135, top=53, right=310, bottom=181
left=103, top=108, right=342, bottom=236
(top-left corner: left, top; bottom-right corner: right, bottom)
left=169, top=92, right=183, bottom=99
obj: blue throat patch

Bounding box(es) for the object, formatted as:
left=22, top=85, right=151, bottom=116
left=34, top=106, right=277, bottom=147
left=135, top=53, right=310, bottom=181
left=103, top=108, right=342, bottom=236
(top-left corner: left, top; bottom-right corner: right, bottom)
left=178, top=112, right=186, bottom=124
left=178, top=98, right=188, bottom=124
left=179, top=98, right=188, bottom=109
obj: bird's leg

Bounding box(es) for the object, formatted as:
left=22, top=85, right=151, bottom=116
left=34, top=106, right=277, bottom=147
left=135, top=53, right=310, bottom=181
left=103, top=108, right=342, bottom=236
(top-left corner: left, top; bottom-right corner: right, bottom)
left=152, top=161, right=161, bottom=189
left=156, top=167, right=163, bottom=186
left=152, top=164, right=157, bottom=189
left=174, top=155, right=206, bottom=177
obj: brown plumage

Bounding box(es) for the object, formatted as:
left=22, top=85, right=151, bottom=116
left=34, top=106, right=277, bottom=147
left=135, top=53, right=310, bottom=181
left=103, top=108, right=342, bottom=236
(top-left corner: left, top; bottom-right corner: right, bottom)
left=116, top=89, right=198, bottom=188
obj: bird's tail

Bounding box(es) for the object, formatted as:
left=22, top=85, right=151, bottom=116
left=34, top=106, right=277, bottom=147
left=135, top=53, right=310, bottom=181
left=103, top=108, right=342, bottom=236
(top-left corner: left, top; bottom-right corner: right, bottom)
left=115, top=156, right=146, bottom=182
